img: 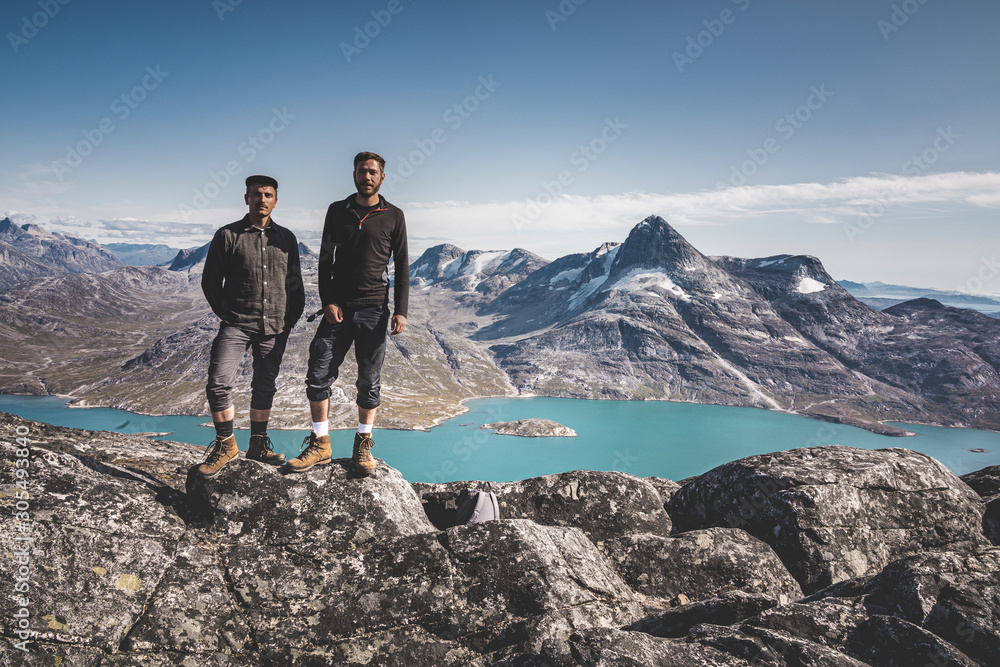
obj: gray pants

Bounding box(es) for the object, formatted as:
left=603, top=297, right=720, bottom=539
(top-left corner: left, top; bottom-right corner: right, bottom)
left=206, top=323, right=290, bottom=413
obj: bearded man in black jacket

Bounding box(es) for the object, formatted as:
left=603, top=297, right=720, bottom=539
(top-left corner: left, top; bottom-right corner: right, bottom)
left=287, top=152, right=409, bottom=476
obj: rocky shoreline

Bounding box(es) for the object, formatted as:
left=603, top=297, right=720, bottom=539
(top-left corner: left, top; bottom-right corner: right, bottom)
left=2, top=412, right=998, bottom=666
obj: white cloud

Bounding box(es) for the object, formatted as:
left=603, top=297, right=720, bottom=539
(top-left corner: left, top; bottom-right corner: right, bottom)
left=398, top=171, right=1000, bottom=257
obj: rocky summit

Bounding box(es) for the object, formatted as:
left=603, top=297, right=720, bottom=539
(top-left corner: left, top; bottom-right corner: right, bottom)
left=2, top=413, right=998, bottom=666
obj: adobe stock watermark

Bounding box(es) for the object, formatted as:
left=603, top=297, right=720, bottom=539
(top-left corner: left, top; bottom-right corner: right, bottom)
left=341, top=0, right=412, bottom=63
left=720, top=84, right=833, bottom=188
left=545, top=0, right=586, bottom=31
left=877, top=0, right=931, bottom=41
left=7, top=0, right=71, bottom=54
left=213, top=0, right=243, bottom=21
left=956, top=255, right=999, bottom=295
left=843, top=126, right=959, bottom=243
left=11, top=424, right=35, bottom=653
left=383, top=75, right=501, bottom=194
left=512, top=116, right=628, bottom=232
left=178, top=107, right=295, bottom=220
left=673, top=0, right=751, bottom=73
left=51, top=66, right=170, bottom=182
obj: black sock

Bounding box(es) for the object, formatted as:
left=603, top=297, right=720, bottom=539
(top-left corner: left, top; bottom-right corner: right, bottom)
left=250, top=420, right=268, bottom=436
left=214, top=420, right=234, bottom=439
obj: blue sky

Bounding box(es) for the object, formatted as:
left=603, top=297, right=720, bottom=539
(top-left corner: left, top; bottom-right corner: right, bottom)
left=2, top=0, right=998, bottom=292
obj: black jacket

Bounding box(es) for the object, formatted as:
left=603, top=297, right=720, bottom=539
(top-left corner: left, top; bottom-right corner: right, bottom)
left=201, top=216, right=305, bottom=335
left=318, top=194, right=409, bottom=317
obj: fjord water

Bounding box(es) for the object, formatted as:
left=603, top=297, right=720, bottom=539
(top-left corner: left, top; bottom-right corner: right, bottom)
left=2, top=394, right=997, bottom=483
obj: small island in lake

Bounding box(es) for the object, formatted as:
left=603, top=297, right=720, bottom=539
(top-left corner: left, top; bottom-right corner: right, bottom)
left=481, top=418, right=576, bottom=437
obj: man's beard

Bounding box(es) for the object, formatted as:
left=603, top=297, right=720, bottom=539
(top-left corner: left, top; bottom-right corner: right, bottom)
left=356, top=177, right=381, bottom=197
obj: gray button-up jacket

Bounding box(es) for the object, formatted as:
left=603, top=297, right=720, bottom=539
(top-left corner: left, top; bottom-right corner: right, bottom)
left=201, top=215, right=305, bottom=336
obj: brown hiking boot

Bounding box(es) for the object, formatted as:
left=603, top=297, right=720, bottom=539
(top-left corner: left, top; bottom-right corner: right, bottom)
left=352, top=432, right=377, bottom=476
left=285, top=433, right=332, bottom=472
left=247, top=433, right=285, bottom=466
left=195, top=434, right=238, bottom=479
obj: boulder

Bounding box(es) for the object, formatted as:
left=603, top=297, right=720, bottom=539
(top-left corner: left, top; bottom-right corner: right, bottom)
left=960, top=465, right=1000, bottom=498
left=626, top=590, right=778, bottom=638
left=856, top=549, right=1000, bottom=666
left=529, top=627, right=756, bottom=666
left=688, top=623, right=871, bottom=666
left=739, top=597, right=870, bottom=651
left=667, top=445, right=987, bottom=592
left=846, top=615, right=979, bottom=667
left=645, top=475, right=682, bottom=508
left=984, top=496, right=1000, bottom=545
left=413, top=469, right=672, bottom=544
left=603, top=528, right=803, bottom=605
left=223, top=519, right=635, bottom=662
left=0, top=441, right=185, bottom=651
left=187, top=456, right=436, bottom=547
left=962, top=465, right=1000, bottom=545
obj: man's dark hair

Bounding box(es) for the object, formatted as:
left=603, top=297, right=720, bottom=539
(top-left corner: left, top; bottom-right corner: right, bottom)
left=354, top=152, right=386, bottom=172
left=245, top=174, right=278, bottom=191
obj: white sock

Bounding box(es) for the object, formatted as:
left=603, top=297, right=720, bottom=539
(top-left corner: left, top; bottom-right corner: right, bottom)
left=312, top=421, right=329, bottom=437
left=358, top=422, right=373, bottom=434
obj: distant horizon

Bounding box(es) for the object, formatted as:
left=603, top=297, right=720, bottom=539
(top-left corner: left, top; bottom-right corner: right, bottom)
left=6, top=212, right=999, bottom=301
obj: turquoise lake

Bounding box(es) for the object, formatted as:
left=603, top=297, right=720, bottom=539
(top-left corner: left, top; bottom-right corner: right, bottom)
left=1, top=394, right=997, bottom=483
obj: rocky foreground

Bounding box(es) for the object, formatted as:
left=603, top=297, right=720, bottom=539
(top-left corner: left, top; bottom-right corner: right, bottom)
left=1, top=413, right=998, bottom=666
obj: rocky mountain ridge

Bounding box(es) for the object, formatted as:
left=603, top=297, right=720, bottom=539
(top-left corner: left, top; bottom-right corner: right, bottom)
left=1, top=215, right=998, bottom=434
left=0, top=217, right=122, bottom=290
left=2, top=414, right=997, bottom=665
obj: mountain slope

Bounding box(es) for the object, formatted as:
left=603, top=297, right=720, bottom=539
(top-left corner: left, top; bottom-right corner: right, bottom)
left=472, top=217, right=929, bottom=432
left=0, top=217, right=122, bottom=277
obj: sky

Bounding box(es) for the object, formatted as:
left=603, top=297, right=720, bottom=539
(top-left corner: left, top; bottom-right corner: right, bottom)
left=2, top=0, right=998, bottom=293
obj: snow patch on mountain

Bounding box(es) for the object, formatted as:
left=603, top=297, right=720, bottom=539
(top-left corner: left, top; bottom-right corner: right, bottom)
left=797, top=277, right=827, bottom=294
left=609, top=269, right=689, bottom=300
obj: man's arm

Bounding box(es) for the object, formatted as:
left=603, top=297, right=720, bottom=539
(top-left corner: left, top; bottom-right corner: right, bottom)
left=318, top=204, right=339, bottom=308
left=200, top=229, right=228, bottom=320
left=391, top=210, right=409, bottom=323
left=285, top=233, right=305, bottom=331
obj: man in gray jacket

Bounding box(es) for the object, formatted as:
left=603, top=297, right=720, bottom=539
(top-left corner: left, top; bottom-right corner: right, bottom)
left=195, top=174, right=305, bottom=478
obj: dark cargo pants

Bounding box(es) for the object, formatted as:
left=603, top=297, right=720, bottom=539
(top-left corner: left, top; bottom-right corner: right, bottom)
left=305, top=304, right=389, bottom=409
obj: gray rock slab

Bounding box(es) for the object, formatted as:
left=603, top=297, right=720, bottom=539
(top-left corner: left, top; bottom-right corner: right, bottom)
left=667, top=445, right=987, bottom=592
left=604, top=528, right=803, bottom=604
left=626, top=590, right=778, bottom=639
left=740, top=597, right=871, bottom=651
left=858, top=548, right=1000, bottom=666
left=960, top=465, right=1000, bottom=498
left=121, top=533, right=250, bottom=655
left=187, top=457, right=436, bottom=547
left=512, top=626, right=754, bottom=666
left=689, top=623, right=870, bottom=666
left=0, top=441, right=184, bottom=651
left=846, top=615, right=979, bottom=667
left=225, top=519, right=634, bottom=657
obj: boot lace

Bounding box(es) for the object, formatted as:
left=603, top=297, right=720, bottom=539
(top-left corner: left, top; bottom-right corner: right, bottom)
left=298, top=435, right=326, bottom=458
left=253, top=434, right=276, bottom=453
left=204, top=437, right=229, bottom=465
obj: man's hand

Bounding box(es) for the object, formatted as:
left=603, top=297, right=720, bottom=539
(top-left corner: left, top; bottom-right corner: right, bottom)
left=391, top=314, right=407, bottom=335
left=324, top=303, right=343, bottom=324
